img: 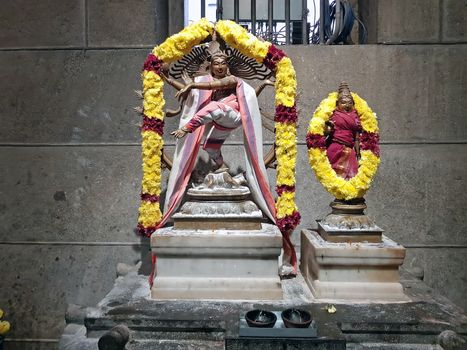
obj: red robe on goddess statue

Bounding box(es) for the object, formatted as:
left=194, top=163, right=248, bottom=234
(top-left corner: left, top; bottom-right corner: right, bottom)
left=326, top=109, right=362, bottom=180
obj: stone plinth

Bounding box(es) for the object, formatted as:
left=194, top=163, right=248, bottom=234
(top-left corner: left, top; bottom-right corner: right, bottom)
left=172, top=200, right=263, bottom=230
left=172, top=171, right=264, bottom=230
left=151, top=223, right=283, bottom=300
left=300, top=229, right=408, bottom=301
left=317, top=200, right=383, bottom=243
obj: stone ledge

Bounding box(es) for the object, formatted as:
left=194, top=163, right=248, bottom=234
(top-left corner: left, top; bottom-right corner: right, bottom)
left=152, top=277, right=283, bottom=300
left=151, top=224, right=282, bottom=249
left=303, top=230, right=406, bottom=266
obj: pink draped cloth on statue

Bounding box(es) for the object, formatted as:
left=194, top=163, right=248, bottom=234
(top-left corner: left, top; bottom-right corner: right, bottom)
left=160, top=76, right=276, bottom=228
left=326, top=109, right=362, bottom=180
left=151, top=75, right=296, bottom=276
left=184, top=94, right=241, bottom=164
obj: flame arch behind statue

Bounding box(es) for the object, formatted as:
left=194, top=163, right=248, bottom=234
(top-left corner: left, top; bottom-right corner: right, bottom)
left=138, top=18, right=300, bottom=236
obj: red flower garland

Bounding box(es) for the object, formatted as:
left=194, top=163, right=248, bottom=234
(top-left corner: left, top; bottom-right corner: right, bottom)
left=137, top=223, right=156, bottom=237
left=141, top=116, right=165, bottom=135
left=276, top=184, right=296, bottom=196
left=143, top=54, right=163, bottom=74
left=360, top=132, right=380, bottom=156
left=261, top=45, right=301, bottom=240
left=263, top=44, right=286, bottom=71
left=276, top=211, right=301, bottom=233
left=306, top=133, right=326, bottom=150
left=275, top=105, right=298, bottom=123
left=140, top=193, right=161, bottom=202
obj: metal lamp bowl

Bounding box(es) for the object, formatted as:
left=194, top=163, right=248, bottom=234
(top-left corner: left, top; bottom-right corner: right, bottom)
left=245, top=309, right=277, bottom=328
left=281, top=308, right=312, bottom=328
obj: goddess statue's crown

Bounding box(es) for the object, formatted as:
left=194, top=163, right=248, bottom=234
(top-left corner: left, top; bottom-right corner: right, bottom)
left=338, top=81, right=353, bottom=100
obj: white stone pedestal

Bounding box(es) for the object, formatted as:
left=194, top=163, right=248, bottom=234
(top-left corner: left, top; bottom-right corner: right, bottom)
left=150, top=224, right=283, bottom=300
left=300, top=229, right=409, bottom=301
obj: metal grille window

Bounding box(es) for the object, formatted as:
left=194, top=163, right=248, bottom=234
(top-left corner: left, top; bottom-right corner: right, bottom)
left=217, top=0, right=309, bottom=44
left=185, top=0, right=364, bottom=45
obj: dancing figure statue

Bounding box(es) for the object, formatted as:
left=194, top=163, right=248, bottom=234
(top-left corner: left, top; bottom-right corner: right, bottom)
left=157, top=37, right=278, bottom=231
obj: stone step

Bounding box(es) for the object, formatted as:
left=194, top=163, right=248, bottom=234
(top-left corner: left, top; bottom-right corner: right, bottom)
left=347, top=343, right=442, bottom=350
left=126, top=338, right=225, bottom=350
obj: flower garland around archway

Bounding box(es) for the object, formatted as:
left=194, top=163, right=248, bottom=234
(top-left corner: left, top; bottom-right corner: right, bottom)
left=138, top=19, right=300, bottom=235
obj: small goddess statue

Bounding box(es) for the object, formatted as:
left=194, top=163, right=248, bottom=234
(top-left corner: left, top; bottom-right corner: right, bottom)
left=324, top=82, right=362, bottom=180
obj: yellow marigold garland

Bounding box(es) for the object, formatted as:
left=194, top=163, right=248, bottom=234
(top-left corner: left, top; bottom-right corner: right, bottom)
left=138, top=19, right=300, bottom=237
left=307, top=92, right=380, bottom=200
left=275, top=57, right=296, bottom=108
left=215, top=20, right=271, bottom=62
left=0, top=308, right=10, bottom=336
left=138, top=19, right=214, bottom=235
left=275, top=123, right=297, bottom=187
left=215, top=20, right=300, bottom=229
left=153, top=18, right=214, bottom=62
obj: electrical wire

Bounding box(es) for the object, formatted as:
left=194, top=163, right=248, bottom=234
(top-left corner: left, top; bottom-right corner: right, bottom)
left=310, top=0, right=366, bottom=44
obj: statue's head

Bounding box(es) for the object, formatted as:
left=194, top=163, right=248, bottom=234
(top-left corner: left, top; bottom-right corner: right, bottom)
left=209, top=53, right=229, bottom=78
left=206, top=34, right=230, bottom=79
left=336, top=81, right=354, bottom=112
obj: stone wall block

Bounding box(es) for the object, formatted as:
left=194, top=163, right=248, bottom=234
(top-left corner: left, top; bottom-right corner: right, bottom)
left=0, top=147, right=144, bottom=242
left=376, top=0, right=441, bottom=43
left=0, top=245, right=140, bottom=339
left=0, top=50, right=145, bottom=143
left=88, top=0, right=157, bottom=46
left=283, top=45, right=467, bottom=143
left=0, top=0, right=84, bottom=48
left=1, top=46, right=466, bottom=144
left=442, top=0, right=467, bottom=42
left=404, top=248, right=467, bottom=311
left=2, top=144, right=466, bottom=246
left=296, top=144, right=467, bottom=247
left=364, top=144, right=467, bottom=246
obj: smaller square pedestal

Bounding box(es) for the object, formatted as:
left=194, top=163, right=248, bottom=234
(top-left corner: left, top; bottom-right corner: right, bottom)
left=300, top=229, right=408, bottom=301
left=150, top=224, right=283, bottom=300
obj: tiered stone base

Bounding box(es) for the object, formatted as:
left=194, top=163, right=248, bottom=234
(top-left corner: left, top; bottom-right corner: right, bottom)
left=301, top=229, right=408, bottom=301
left=60, top=260, right=467, bottom=349
left=151, top=224, right=283, bottom=300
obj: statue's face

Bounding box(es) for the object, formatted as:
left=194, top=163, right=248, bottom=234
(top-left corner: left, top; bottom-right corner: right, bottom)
left=210, top=56, right=228, bottom=78
left=337, top=95, right=354, bottom=112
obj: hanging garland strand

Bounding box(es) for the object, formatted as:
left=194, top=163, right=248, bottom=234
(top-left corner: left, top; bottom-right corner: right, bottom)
left=138, top=19, right=215, bottom=236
